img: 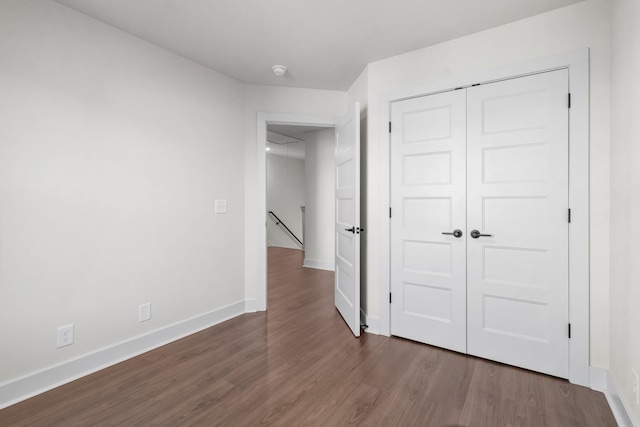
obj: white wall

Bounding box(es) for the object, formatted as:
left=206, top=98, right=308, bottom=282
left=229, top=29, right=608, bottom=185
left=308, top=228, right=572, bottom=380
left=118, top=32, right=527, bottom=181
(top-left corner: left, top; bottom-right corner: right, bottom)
left=364, top=0, right=612, bottom=368
left=243, top=85, right=347, bottom=305
left=266, top=153, right=305, bottom=250
left=610, top=0, right=640, bottom=422
left=304, top=129, right=336, bottom=269
left=347, top=66, right=369, bottom=114
left=0, top=0, right=245, bottom=388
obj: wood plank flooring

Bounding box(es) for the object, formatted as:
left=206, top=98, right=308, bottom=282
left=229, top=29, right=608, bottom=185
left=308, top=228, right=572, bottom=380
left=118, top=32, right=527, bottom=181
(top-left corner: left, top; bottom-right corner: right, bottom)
left=0, top=247, right=617, bottom=426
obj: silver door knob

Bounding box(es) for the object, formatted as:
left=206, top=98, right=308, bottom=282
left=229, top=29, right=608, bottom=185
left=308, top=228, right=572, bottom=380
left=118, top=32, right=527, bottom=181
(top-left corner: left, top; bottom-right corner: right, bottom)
left=470, top=230, right=492, bottom=239
left=442, top=229, right=463, bottom=238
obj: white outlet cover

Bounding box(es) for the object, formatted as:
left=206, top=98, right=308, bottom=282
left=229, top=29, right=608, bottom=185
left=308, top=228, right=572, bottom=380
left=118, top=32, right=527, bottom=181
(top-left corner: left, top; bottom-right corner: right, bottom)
left=215, top=199, right=227, bottom=214
left=139, top=303, right=151, bottom=322
left=57, top=324, right=74, bottom=348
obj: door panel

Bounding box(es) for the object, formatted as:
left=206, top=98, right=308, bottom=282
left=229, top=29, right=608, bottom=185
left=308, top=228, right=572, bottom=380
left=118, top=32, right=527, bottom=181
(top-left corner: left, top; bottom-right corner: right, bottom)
left=390, top=90, right=467, bottom=353
left=335, top=103, right=361, bottom=337
left=466, top=70, right=569, bottom=378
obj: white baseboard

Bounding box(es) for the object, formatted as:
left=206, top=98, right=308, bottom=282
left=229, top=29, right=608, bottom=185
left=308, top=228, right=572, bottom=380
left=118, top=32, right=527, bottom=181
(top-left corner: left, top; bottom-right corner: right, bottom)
left=302, top=259, right=335, bottom=271
left=244, top=299, right=258, bottom=313
left=590, top=366, right=608, bottom=392
left=591, top=367, right=639, bottom=427
left=0, top=301, right=246, bottom=410
left=360, top=309, right=380, bottom=335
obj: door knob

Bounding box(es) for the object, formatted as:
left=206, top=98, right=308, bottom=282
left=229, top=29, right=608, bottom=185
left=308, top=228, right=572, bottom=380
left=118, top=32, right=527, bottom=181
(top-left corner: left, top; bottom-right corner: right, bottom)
left=442, top=229, right=463, bottom=238
left=345, top=226, right=355, bottom=233
left=470, top=229, right=492, bottom=239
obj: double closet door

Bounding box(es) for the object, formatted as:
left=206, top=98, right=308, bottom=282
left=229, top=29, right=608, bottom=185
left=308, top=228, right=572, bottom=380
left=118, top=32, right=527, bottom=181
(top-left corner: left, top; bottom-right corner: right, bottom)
left=390, top=69, right=570, bottom=378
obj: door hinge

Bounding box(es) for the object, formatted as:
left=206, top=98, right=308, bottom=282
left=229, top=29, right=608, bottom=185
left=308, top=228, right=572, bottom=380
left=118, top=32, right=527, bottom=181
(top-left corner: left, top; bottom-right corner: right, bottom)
left=389, top=293, right=392, bottom=303
left=568, top=93, right=571, bottom=109
left=568, top=209, right=571, bottom=223
left=389, top=207, right=392, bottom=218
left=568, top=323, right=572, bottom=339
left=389, top=121, right=392, bottom=133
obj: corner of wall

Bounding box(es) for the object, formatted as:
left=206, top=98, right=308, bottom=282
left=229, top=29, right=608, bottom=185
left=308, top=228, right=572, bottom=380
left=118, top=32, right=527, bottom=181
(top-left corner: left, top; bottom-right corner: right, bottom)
left=592, top=368, right=640, bottom=427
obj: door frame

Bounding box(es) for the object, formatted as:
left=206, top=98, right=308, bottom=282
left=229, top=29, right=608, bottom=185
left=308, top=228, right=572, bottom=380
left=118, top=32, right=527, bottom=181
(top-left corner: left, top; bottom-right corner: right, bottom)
left=256, top=112, right=337, bottom=311
left=377, top=48, right=590, bottom=386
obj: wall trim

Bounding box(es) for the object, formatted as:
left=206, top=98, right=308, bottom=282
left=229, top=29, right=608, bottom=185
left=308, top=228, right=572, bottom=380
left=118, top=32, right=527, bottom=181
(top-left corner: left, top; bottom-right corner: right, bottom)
left=245, top=299, right=258, bottom=313
left=378, top=48, right=591, bottom=386
left=0, top=301, right=246, bottom=410
left=360, top=309, right=380, bottom=335
left=303, top=259, right=335, bottom=271
left=590, top=367, right=639, bottom=427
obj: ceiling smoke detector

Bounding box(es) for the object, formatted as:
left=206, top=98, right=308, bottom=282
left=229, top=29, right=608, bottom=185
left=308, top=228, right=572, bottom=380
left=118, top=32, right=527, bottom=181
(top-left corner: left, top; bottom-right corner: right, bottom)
left=272, top=65, right=287, bottom=77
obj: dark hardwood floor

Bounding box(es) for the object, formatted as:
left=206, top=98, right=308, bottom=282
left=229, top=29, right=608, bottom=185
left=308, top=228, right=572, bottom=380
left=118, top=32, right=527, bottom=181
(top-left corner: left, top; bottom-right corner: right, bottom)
left=0, top=247, right=616, bottom=426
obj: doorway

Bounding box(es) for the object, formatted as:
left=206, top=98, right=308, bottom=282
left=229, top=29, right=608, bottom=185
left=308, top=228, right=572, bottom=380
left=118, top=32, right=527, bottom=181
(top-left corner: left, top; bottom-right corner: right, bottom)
left=256, top=113, right=338, bottom=311
left=257, top=105, right=363, bottom=338
left=265, top=123, right=337, bottom=268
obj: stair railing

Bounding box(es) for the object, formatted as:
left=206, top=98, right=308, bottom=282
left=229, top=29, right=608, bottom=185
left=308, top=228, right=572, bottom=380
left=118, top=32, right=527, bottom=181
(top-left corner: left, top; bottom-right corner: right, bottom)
left=268, top=211, right=303, bottom=247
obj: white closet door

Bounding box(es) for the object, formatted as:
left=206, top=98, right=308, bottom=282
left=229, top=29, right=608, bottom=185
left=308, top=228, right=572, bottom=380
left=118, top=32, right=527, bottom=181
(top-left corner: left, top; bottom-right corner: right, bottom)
left=390, top=90, right=467, bottom=353
left=466, top=70, right=570, bottom=378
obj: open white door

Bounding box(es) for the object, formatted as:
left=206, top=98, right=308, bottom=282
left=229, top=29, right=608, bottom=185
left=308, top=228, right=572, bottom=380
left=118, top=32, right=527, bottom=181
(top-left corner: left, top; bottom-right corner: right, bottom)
left=335, top=103, right=361, bottom=337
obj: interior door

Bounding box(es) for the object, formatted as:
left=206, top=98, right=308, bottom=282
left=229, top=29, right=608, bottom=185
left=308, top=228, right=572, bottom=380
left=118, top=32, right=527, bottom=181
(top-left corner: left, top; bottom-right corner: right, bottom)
left=390, top=90, right=467, bottom=352
left=335, top=102, right=361, bottom=337
left=466, top=69, right=570, bottom=378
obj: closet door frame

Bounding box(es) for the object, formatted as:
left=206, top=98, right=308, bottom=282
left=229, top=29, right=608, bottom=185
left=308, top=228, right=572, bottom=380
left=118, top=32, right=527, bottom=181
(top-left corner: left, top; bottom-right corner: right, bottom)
left=378, top=48, right=590, bottom=386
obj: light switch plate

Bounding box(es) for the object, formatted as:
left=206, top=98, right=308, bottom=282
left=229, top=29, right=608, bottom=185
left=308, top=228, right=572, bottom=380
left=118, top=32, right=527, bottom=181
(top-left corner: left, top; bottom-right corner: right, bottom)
left=215, top=199, right=227, bottom=214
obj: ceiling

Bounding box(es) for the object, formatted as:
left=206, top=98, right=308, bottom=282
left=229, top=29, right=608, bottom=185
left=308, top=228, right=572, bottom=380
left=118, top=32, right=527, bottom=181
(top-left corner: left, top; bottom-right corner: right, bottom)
left=266, top=140, right=306, bottom=160
left=266, top=124, right=330, bottom=160
left=54, top=0, right=583, bottom=91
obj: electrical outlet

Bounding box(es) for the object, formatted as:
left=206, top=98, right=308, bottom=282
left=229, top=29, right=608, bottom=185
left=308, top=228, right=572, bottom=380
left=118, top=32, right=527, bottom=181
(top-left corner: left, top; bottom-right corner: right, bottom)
left=139, top=303, right=151, bottom=322
left=215, top=199, right=227, bottom=214
left=57, top=324, right=74, bottom=348
left=632, top=369, right=639, bottom=405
